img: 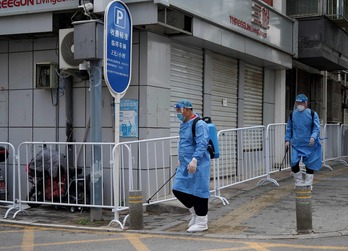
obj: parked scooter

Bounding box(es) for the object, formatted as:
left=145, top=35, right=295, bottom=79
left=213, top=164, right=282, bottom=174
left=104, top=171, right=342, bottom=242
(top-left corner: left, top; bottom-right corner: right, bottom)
left=26, top=145, right=90, bottom=212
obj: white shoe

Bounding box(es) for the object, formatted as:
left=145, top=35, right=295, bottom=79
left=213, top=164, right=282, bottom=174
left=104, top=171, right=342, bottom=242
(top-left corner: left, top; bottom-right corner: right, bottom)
left=293, top=171, right=303, bottom=186
left=303, top=174, right=314, bottom=190
left=188, top=207, right=196, bottom=227
left=187, top=215, right=208, bottom=232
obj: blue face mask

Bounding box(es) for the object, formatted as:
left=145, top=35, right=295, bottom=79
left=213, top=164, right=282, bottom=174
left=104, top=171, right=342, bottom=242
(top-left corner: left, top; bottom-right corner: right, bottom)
left=177, top=113, right=185, bottom=121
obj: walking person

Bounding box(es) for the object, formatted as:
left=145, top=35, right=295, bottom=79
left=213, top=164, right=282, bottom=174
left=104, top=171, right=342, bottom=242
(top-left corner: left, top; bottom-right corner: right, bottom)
left=172, top=99, right=211, bottom=232
left=285, top=94, right=322, bottom=188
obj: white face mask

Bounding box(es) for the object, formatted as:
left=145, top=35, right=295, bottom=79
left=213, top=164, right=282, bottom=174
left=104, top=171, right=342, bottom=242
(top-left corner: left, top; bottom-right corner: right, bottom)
left=297, top=105, right=305, bottom=112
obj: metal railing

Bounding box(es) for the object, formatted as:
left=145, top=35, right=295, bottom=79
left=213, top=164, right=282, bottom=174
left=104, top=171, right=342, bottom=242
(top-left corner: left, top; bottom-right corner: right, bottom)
left=258, top=123, right=289, bottom=186
left=212, top=126, right=266, bottom=204
left=0, top=142, right=16, bottom=216
left=110, top=136, right=180, bottom=228
left=321, top=124, right=347, bottom=170
left=2, top=123, right=348, bottom=227
left=6, top=142, right=116, bottom=218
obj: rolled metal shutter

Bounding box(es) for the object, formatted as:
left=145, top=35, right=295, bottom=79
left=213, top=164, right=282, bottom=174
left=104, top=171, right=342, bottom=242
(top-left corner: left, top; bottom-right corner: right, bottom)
left=243, top=63, right=263, bottom=126
left=211, top=53, right=239, bottom=178
left=170, top=44, right=204, bottom=137
left=211, top=53, right=238, bottom=131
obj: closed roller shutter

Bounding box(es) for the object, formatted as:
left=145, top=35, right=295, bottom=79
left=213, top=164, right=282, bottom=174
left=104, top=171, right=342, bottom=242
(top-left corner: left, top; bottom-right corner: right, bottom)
left=243, top=63, right=263, bottom=126
left=211, top=53, right=238, bottom=131
left=170, top=44, right=204, bottom=139
left=211, top=53, right=239, bottom=178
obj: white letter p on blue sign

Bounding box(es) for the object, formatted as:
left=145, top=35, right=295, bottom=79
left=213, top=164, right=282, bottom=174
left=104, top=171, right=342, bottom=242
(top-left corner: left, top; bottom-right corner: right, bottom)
left=115, top=7, right=126, bottom=29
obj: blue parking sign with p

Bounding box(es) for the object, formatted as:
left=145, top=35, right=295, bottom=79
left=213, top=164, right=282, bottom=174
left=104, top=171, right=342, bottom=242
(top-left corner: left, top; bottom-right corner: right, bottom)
left=104, top=0, right=132, bottom=96
left=115, top=7, right=126, bottom=28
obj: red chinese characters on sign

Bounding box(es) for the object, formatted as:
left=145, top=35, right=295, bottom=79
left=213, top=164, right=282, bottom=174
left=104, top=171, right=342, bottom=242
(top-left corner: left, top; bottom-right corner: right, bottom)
left=251, top=3, right=270, bottom=30
left=229, top=1, right=270, bottom=38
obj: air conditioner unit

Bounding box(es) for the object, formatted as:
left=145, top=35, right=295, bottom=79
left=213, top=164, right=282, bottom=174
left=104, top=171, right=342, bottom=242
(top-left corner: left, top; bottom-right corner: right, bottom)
left=59, top=28, right=84, bottom=70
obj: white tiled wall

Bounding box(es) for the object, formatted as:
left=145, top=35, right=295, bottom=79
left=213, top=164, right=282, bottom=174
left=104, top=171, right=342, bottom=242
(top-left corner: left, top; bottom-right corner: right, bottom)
left=0, top=54, right=8, bottom=88
left=0, top=91, right=8, bottom=126
left=9, top=90, right=32, bottom=127
left=9, top=52, right=33, bottom=90
left=1, top=34, right=141, bottom=147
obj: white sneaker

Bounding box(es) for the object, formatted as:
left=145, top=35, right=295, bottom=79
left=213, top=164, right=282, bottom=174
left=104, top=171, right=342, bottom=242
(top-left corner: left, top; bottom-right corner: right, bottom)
left=187, top=215, right=208, bottom=232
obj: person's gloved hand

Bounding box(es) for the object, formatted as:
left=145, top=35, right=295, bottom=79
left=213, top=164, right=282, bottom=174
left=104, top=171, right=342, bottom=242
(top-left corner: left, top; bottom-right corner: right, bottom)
left=285, top=141, right=290, bottom=150
left=188, top=157, right=197, bottom=174
left=309, top=137, right=315, bottom=146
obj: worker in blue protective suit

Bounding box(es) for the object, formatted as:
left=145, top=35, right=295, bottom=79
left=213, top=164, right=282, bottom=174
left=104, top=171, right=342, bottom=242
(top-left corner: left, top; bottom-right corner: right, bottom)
left=285, top=94, right=322, bottom=188
left=172, top=99, right=211, bottom=233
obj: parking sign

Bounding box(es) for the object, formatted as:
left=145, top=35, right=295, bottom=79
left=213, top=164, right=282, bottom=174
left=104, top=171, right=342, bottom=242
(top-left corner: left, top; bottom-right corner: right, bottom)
left=104, top=0, right=132, bottom=96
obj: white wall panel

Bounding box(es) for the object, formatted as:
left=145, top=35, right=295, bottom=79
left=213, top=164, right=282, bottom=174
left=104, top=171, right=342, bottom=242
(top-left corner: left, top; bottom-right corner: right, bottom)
left=9, top=128, right=31, bottom=148
left=0, top=91, right=8, bottom=126
left=33, top=89, right=57, bottom=127
left=0, top=54, right=8, bottom=88
left=9, top=52, right=33, bottom=90
left=9, top=90, right=32, bottom=127
left=33, top=50, right=58, bottom=66
left=33, top=128, right=57, bottom=142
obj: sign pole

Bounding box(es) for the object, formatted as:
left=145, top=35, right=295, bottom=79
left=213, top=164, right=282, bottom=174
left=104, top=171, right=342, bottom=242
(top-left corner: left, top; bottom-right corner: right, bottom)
left=113, top=94, right=121, bottom=225
left=104, top=0, right=132, bottom=228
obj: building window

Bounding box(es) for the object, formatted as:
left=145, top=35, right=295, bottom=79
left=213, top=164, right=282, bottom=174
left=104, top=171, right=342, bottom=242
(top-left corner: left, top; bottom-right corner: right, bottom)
left=327, top=0, right=348, bottom=19
left=287, top=0, right=320, bottom=17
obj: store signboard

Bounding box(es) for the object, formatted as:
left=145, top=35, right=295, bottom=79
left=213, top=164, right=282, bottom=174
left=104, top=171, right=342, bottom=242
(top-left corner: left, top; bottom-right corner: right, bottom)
left=160, top=0, right=294, bottom=54
left=0, top=0, right=80, bottom=16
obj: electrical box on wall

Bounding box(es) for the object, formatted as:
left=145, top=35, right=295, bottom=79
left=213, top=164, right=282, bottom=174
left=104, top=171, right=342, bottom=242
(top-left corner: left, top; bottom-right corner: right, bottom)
left=35, top=62, right=58, bottom=89
left=73, top=20, right=104, bottom=60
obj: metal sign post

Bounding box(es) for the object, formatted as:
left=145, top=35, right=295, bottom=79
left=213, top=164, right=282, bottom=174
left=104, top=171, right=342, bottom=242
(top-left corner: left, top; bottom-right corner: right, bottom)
left=104, top=0, right=132, bottom=228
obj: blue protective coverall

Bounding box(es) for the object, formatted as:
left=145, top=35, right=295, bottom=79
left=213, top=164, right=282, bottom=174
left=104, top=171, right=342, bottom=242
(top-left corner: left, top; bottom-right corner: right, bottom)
left=285, top=108, right=322, bottom=170
left=173, top=117, right=211, bottom=199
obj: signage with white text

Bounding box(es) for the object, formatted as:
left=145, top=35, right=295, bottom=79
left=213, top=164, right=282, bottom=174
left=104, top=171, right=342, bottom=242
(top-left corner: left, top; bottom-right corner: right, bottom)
left=104, top=0, right=132, bottom=96
left=0, top=0, right=79, bottom=16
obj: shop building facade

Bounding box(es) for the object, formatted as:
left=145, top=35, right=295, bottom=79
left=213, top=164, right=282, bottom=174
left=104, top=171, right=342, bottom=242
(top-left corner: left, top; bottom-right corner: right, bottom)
left=286, top=0, right=348, bottom=124
left=0, top=0, right=296, bottom=145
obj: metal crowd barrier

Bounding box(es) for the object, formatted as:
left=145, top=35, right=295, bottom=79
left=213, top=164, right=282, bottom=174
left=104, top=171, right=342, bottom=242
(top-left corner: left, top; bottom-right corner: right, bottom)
left=258, top=123, right=289, bottom=186
left=6, top=142, right=116, bottom=218
left=212, top=126, right=266, bottom=205
left=321, top=124, right=348, bottom=170
left=3, top=122, right=348, bottom=225
left=0, top=142, right=16, bottom=217
left=341, top=124, right=348, bottom=159
left=110, top=136, right=181, bottom=228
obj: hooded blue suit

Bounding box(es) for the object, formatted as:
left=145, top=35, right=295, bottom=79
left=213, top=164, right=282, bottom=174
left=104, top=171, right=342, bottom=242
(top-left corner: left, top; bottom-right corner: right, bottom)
left=173, top=117, right=211, bottom=198
left=285, top=108, right=322, bottom=170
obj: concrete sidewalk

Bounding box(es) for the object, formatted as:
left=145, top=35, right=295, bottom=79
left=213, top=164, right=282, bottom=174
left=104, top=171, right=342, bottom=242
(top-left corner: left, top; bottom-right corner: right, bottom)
left=1, top=163, right=348, bottom=239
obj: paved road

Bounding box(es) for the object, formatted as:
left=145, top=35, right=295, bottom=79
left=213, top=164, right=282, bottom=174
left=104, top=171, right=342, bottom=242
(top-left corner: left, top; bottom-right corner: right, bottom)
left=1, top=163, right=348, bottom=251
left=1, top=223, right=348, bottom=251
